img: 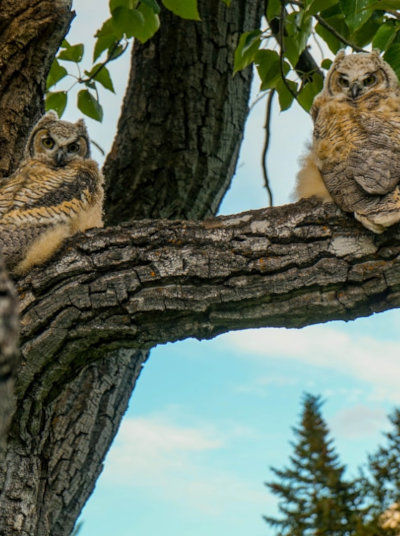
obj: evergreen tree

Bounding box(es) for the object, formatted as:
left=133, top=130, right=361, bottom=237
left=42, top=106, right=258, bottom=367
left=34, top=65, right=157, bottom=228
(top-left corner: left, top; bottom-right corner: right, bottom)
left=361, top=409, right=400, bottom=535
left=264, top=394, right=361, bottom=535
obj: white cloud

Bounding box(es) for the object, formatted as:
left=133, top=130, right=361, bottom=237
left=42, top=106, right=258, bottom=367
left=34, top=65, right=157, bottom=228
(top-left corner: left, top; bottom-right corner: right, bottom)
left=102, top=416, right=268, bottom=515
left=331, top=405, right=388, bottom=439
left=220, top=325, right=400, bottom=401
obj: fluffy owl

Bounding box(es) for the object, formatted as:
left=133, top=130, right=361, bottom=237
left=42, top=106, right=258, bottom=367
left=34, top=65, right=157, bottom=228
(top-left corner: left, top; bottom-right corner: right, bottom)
left=0, top=111, right=104, bottom=274
left=295, top=49, right=400, bottom=233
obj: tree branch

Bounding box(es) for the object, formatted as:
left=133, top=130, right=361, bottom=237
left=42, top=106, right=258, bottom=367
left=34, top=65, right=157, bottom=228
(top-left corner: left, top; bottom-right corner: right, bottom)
left=14, top=199, right=400, bottom=408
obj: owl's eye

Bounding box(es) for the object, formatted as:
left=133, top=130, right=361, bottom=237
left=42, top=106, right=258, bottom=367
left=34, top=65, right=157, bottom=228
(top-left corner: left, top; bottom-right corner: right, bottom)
left=68, top=142, right=80, bottom=153
left=363, top=74, right=376, bottom=86
left=42, top=137, right=55, bottom=149
left=338, top=76, right=349, bottom=87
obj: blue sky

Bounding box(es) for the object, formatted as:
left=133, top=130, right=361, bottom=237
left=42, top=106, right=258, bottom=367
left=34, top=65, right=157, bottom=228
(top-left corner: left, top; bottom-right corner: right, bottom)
left=59, top=2, right=400, bottom=535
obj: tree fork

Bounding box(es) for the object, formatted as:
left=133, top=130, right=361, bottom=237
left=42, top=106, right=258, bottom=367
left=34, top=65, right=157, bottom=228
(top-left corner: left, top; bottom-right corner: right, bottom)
left=103, top=0, right=264, bottom=223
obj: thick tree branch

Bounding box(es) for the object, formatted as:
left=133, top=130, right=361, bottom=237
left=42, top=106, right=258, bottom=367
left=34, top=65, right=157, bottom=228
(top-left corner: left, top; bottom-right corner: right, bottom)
left=3, top=197, right=400, bottom=533
left=14, top=199, right=400, bottom=404
left=103, top=0, right=264, bottom=224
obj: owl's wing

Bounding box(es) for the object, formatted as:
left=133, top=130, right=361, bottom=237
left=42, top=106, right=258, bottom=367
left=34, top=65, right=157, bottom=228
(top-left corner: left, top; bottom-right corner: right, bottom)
left=347, top=113, right=400, bottom=195
left=0, top=160, right=99, bottom=226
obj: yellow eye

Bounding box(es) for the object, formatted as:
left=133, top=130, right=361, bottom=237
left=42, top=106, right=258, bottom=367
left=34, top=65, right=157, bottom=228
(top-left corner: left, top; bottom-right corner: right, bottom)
left=42, top=137, right=55, bottom=149
left=68, top=142, right=80, bottom=153
left=363, top=75, right=376, bottom=86
left=338, top=76, right=349, bottom=87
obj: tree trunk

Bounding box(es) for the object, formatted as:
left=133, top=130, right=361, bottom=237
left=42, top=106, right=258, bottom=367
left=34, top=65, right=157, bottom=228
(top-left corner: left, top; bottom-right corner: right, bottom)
left=0, top=0, right=73, bottom=177
left=0, top=256, right=18, bottom=445
left=3, top=198, right=400, bottom=534
left=104, top=0, right=262, bottom=223
left=0, top=1, right=264, bottom=535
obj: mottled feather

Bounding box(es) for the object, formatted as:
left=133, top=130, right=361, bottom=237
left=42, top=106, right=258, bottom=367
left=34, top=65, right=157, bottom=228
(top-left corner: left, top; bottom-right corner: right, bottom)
left=296, top=50, right=400, bottom=233
left=0, top=113, right=103, bottom=273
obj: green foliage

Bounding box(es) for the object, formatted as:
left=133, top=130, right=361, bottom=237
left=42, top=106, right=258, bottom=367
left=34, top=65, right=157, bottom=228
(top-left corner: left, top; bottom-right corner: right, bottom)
left=233, top=0, right=400, bottom=115
left=46, top=0, right=400, bottom=122
left=362, top=409, right=400, bottom=533
left=161, top=0, right=200, bottom=20
left=45, top=91, right=67, bottom=117
left=264, top=394, right=363, bottom=535
left=77, top=89, right=103, bottom=122
left=45, top=0, right=229, bottom=120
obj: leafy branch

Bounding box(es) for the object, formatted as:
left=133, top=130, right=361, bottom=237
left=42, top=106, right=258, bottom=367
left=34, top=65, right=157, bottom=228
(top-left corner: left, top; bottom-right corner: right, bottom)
left=45, top=0, right=231, bottom=121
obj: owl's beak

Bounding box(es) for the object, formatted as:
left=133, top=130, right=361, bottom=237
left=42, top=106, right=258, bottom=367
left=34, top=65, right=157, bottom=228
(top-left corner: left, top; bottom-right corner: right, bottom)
left=350, top=82, right=361, bottom=99
left=55, top=149, right=66, bottom=167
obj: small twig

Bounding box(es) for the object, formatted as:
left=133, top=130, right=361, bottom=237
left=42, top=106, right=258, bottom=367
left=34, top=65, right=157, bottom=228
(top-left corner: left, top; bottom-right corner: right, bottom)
left=314, top=14, right=366, bottom=52
left=262, top=89, right=275, bottom=207
left=249, top=91, right=267, bottom=112
left=79, top=41, right=128, bottom=85
left=289, top=0, right=366, bottom=52
left=90, top=139, right=105, bottom=156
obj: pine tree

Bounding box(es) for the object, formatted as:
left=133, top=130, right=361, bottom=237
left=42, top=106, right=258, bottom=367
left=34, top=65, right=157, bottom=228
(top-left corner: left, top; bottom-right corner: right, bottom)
left=264, top=394, right=362, bottom=535
left=361, top=409, right=400, bottom=535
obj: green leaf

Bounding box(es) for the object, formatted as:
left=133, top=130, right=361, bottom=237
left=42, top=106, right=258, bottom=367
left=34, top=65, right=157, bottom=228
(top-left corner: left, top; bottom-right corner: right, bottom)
left=339, top=0, right=375, bottom=32
left=46, top=59, right=68, bottom=90
left=267, top=0, right=281, bottom=20
left=141, top=0, right=161, bottom=12
left=94, top=19, right=120, bottom=61
left=366, top=0, right=400, bottom=8
left=233, top=30, right=261, bottom=73
left=112, top=7, right=145, bottom=39
left=110, top=0, right=133, bottom=11
left=85, top=65, right=115, bottom=92
left=58, top=43, right=84, bottom=63
left=45, top=91, right=67, bottom=117
left=283, top=35, right=302, bottom=66
left=283, top=12, right=312, bottom=66
left=161, top=0, right=200, bottom=20
left=255, top=49, right=290, bottom=90
left=315, top=17, right=348, bottom=53
left=372, top=20, right=398, bottom=51
left=352, top=11, right=382, bottom=47
left=321, top=58, right=333, bottom=69
left=136, top=3, right=160, bottom=42
left=93, top=35, right=118, bottom=62
left=96, top=17, right=118, bottom=39
left=305, top=0, right=338, bottom=15
left=297, top=73, right=323, bottom=112
left=384, top=43, right=400, bottom=78
left=275, top=78, right=297, bottom=111
left=77, top=90, right=103, bottom=122
left=220, top=0, right=231, bottom=4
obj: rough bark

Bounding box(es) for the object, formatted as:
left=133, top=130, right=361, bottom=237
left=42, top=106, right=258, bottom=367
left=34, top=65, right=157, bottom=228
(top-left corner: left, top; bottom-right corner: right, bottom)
left=2, top=198, right=400, bottom=533
left=104, top=0, right=263, bottom=223
left=0, top=0, right=73, bottom=178
left=30, top=1, right=263, bottom=532
left=3, top=200, right=400, bottom=533
left=0, top=258, right=18, bottom=444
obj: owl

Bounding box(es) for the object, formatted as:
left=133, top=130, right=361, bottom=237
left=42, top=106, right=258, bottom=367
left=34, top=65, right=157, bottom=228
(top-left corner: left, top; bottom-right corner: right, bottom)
left=295, top=49, right=400, bottom=233
left=0, top=111, right=104, bottom=274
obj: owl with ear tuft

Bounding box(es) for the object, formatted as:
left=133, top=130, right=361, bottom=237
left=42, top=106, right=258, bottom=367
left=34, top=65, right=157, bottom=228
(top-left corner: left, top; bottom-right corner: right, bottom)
left=0, top=111, right=104, bottom=274
left=295, top=49, right=400, bottom=233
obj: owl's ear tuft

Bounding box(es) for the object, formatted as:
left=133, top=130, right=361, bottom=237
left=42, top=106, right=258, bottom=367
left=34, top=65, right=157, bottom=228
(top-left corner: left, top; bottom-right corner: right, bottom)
left=372, top=48, right=382, bottom=57
left=44, top=110, right=59, bottom=121
left=334, top=50, right=346, bottom=63
left=75, top=118, right=86, bottom=129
